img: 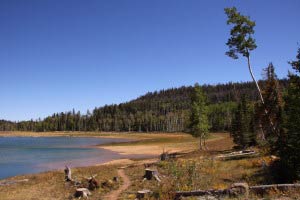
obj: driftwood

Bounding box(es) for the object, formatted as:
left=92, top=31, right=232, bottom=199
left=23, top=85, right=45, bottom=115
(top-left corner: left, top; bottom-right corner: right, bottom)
left=0, top=179, right=29, bottom=186
left=64, top=165, right=72, bottom=182
left=174, top=182, right=249, bottom=199
left=136, top=189, right=152, bottom=199
left=75, top=188, right=91, bottom=199
left=250, top=184, right=300, bottom=195
left=143, top=168, right=161, bottom=182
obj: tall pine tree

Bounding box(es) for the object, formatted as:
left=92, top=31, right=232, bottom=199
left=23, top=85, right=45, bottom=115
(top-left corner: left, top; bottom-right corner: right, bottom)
left=257, top=63, right=284, bottom=152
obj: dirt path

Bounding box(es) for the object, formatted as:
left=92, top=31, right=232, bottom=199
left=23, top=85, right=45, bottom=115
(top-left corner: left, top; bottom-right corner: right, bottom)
left=104, top=169, right=131, bottom=200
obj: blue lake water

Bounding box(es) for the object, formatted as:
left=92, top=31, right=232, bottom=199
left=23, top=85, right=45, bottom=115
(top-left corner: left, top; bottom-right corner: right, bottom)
left=0, top=137, right=128, bottom=180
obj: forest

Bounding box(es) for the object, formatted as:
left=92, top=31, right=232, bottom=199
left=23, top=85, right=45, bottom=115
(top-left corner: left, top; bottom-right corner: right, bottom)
left=0, top=79, right=287, bottom=133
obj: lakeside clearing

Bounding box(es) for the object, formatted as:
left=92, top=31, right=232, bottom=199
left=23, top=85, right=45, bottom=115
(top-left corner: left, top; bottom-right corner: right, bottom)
left=0, top=132, right=297, bottom=200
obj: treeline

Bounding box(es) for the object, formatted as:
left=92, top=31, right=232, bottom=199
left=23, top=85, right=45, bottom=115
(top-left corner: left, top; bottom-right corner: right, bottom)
left=229, top=49, right=300, bottom=182
left=0, top=80, right=287, bottom=133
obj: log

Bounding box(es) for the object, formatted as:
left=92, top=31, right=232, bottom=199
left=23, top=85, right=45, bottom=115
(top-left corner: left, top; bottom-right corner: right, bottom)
left=175, top=182, right=249, bottom=199
left=216, top=151, right=258, bottom=160
left=174, top=189, right=229, bottom=199
left=250, top=184, right=300, bottom=195
left=75, top=188, right=91, bottom=199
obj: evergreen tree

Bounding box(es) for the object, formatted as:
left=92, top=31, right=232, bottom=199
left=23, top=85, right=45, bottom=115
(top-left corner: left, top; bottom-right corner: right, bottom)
left=231, top=95, right=256, bottom=148
left=280, top=48, right=300, bottom=181
left=257, top=63, right=284, bottom=152
left=189, top=83, right=210, bottom=150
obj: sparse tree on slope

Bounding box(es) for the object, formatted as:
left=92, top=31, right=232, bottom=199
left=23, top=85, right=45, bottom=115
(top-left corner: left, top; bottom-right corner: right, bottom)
left=189, top=83, right=210, bottom=150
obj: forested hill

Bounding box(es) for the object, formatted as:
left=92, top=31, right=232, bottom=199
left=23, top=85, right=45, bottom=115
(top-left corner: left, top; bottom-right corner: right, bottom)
left=0, top=79, right=288, bottom=132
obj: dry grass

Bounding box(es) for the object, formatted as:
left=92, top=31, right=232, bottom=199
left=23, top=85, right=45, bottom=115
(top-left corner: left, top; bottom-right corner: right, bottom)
left=0, top=164, right=121, bottom=200
left=2, top=132, right=298, bottom=199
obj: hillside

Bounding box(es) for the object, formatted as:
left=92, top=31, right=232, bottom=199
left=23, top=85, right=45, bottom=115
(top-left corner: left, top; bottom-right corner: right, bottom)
left=0, top=80, right=287, bottom=133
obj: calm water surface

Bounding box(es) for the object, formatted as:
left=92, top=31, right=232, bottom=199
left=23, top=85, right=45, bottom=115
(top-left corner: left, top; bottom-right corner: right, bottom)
left=0, top=137, right=128, bottom=180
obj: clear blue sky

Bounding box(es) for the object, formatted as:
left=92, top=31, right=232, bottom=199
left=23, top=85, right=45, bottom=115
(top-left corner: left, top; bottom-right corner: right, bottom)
left=1, top=0, right=299, bottom=121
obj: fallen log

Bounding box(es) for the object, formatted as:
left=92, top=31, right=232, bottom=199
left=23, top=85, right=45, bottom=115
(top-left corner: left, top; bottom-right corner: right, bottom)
left=250, top=184, right=300, bottom=195
left=216, top=151, right=258, bottom=160
left=174, top=182, right=249, bottom=199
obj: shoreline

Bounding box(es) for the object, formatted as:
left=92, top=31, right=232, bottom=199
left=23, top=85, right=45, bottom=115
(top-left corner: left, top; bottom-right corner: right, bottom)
left=0, top=132, right=227, bottom=180
left=0, top=131, right=201, bottom=181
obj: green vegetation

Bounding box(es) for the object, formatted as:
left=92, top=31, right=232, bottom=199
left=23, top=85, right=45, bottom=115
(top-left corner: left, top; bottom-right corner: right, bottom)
left=189, top=83, right=210, bottom=149
left=279, top=48, right=300, bottom=181
left=231, top=95, right=255, bottom=148
left=0, top=80, right=288, bottom=133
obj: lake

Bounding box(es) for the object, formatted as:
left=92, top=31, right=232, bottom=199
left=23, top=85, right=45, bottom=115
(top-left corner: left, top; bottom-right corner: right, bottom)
left=0, top=136, right=129, bottom=180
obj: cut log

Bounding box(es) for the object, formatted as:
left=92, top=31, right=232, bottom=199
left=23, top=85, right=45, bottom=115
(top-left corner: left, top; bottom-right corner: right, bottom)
left=136, top=189, right=152, bottom=199
left=75, top=188, right=91, bottom=199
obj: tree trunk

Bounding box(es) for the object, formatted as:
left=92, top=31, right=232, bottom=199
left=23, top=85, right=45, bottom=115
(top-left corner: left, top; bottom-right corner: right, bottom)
left=246, top=53, right=276, bottom=137
left=246, top=54, right=264, bottom=104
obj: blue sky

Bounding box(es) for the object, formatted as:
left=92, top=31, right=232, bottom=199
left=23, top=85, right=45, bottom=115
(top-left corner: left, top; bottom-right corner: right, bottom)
left=1, top=0, right=299, bottom=121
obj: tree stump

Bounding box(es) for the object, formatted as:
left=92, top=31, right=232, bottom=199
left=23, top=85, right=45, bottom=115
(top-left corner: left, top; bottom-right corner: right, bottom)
left=88, top=177, right=99, bottom=190
left=113, top=176, right=118, bottom=182
left=64, top=166, right=72, bottom=182
left=75, top=188, right=91, bottom=199
left=143, top=169, right=161, bottom=182
left=136, top=189, right=152, bottom=199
